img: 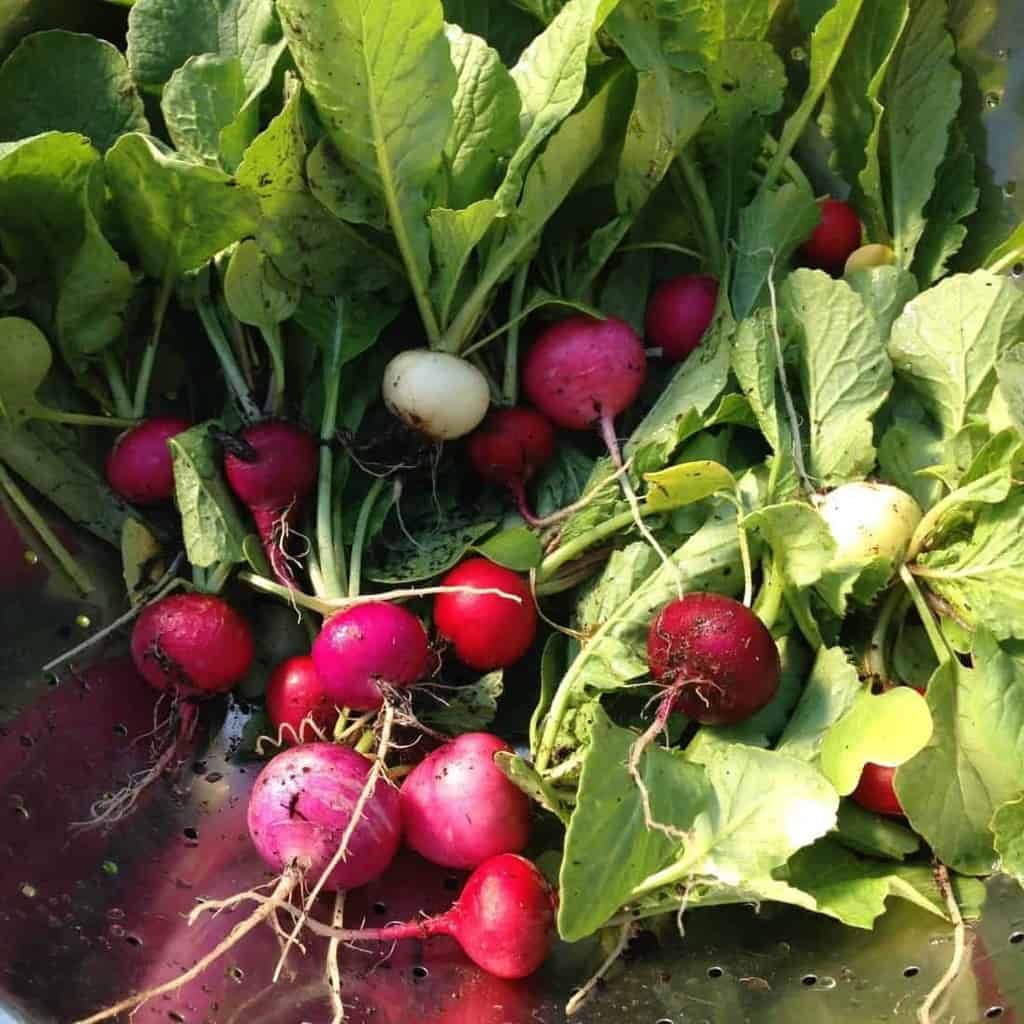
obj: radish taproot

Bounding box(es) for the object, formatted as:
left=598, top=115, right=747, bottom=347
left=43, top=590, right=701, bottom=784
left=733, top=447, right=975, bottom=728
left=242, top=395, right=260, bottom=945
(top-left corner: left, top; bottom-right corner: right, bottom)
left=105, top=415, right=190, bottom=505
left=644, top=274, right=718, bottom=362
left=818, top=482, right=922, bottom=570
left=400, top=732, right=531, bottom=869
left=801, top=198, right=862, bottom=274
left=468, top=407, right=556, bottom=525
left=223, top=420, right=318, bottom=588
left=382, top=349, right=491, bottom=441
left=312, top=601, right=431, bottom=710
left=434, top=559, right=536, bottom=670
left=266, top=655, right=339, bottom=744
left=315, top=853, right=556, bottom=979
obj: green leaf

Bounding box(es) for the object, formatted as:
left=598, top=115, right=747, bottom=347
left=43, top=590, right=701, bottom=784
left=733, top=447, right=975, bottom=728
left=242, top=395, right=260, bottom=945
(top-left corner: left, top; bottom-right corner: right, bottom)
left=420, top=670, right=503, bottom=733
left=896, top=631, right=1024, bottom=874
left=575, top=542, right=659, bottom=641
left=0, top=317, right=56, bottom=426
left=533, top=442, right=594, bottom=518
left=877, top=412, right=943, bottom=512
left=916, top=487, right=1024, bottom=641
left=428, top=200, right=500, bottom=327
left=558, top=705, right=711, bottom=941
left=443, top=24, right=521, bottom=209
left=743, top=502, right=836, bottom=588
left=530, top=631, right=566, bottom=752
left=0, top=31, right=148, bottom=152
left=731, top=183, right=820, bottom=319
left=168, top=421, right=249, bottom=568
left=105, top=133, right=260, bottom=280
left=782, top=269, right=892, bottom=486
left=777, top=645, right=862, bottom=763
left=820, top=687, right=932, bottom=795
left=643, top=460, right=735, bottom=513
left=223, top=239, right=300, bottom=328
left=473, top=525, right=543, bottom=571
left=121, top=518, right=164, bottom=606
left=834, top=800, right=920, bottom=860
left=983, top=222, right=1024, bottom=274
left=819, top=0, right=908, bottom=241
left=997, top=343, right=1024, bottom=436
left=278, top=0, right=456, bottom=337
left=844, top=264, right=918, bottom=340
left=732, top=309, right=786, bottom=459
left=161, top=54, right=257, bottom=171
left=882, top=0, right=961, bottom=270
left=494, top=750, right=570, bottom=825
left=992, top=797, right=1024, bottom=885
left=236, top=87, right=402, bottom=297
left=126, top=0, right=286, bottom=95
left=306, top=138, right=388, bottom=231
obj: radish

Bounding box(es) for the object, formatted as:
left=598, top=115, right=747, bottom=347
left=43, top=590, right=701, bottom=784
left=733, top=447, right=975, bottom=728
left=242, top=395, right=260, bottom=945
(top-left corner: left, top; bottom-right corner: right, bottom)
left=468, top=407, right=557, bottom=525
left=644, top=274, right=718, bottom=363
left=312, top=600, right=431, bottom=711
left=315, top=853, right=556, bottom=979
left=844, top=243, right=895, bottom=275
left=223, top=419, right=318, bottom=588
left=801, top=197, right=862, bottom=274
left=851, top=763, right=903, bottom=817
left=400, top=732, right=531, bottom=869
left=818, top=482, right=922, bottom=570
left=265, top=655, right=340, bottom=744
left=382, top=349, right=491, bottom=441
left=105, top=415, right=191, bottom=505
left=434, top=559, right=536, bottom=670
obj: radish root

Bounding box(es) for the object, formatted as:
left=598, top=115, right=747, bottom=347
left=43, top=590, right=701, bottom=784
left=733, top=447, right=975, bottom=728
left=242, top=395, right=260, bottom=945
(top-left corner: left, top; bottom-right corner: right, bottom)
left=917, top=863, right=967, bottom=1024
left=515, top=457, right=634, bottom=529
left=326, top=890, right=347, bottom=1023
left=565, top=921, right=635, bottom=1016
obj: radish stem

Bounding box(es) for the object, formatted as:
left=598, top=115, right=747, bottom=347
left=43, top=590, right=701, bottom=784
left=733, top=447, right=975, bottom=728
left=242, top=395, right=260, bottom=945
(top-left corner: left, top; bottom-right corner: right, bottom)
left=101, top=350, right=134, bottom=421
left=503, top=263, right=529, bottom=405
left=132, top=269, right=175, bottom=418
left=196, top=299, right=262, bottom=423
left=899, top=564, right=952, bottom=667
left=318, top=302, right=347, bottom=598
left=259, top=323, right=287, bottom=417
left=348, top=477, right=386, bottom=599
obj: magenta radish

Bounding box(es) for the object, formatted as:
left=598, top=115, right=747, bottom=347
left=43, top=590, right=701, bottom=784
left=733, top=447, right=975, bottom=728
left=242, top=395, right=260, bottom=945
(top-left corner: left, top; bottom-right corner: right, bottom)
left=468, top=407, right=557, bottom=525
left=433, top=559, right=536, bottom=670
left=265, top=655, right=339, bottom=744
left=312, top=601, right=431, bottom=711
left=105, top=415, right=191, bottom=505
left=644, top=274, right=718, bottom=362
left=223, top=420, right=318, bottom=587
left=317, top=853, right=556, bottom=979
left=800, top=197, right=862, bottom=274
left=400, top=733, right=531, bottom=869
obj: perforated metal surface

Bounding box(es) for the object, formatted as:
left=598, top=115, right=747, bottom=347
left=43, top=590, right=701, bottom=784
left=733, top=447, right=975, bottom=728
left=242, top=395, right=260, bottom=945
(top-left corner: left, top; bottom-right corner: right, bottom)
left=1, top=3, right=1024, bottom=1023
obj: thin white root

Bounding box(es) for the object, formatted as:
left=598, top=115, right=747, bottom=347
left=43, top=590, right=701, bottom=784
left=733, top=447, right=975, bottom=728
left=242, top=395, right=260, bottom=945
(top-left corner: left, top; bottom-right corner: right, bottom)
left=72, top=869, right=301, bottom=1024
left=326, top=890, right=347, bottom=1024
left=529, top=568, right=589, bottom=641
left=917, top=863, right=967, bottom=1024
left=565, top=921, right=634, bottom=1016
left=627, top=717, right=691, bottom=845
left=273, top=704, right=396, bottom=982
left=523, top=457, right=635, bottom=529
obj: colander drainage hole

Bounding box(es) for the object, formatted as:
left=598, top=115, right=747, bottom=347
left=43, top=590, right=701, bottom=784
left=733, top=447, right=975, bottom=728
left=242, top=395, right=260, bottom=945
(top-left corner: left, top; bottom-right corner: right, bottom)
left=985, top=1008, right=1004, bottom=1019
left=655, top=1018, right=674, bottom=1024
left=1010, top=931, right=1024, bottom=945
left=706, top=966, right=724, bottom=979
left=411, top=966, right=429, bottom=980
left=903, top=966, right=920, bottom=978
left=801, top=974, right=817, bottom=987
left=442, top=875, right=459, bottom=891
left=228, top=966, right=244, bottom=982
left=168, top=1013, right=186, bottom=1023
left=112, top=724, right=128, bottom=737
left=372, top=901, right=387, bottom=915
left=126, top=934, right=143, bottom=948
left=183, top=827, right=199, bottom=844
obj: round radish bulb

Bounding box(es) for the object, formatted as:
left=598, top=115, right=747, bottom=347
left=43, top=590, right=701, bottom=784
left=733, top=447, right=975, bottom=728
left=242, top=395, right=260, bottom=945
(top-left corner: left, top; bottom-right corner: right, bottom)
left=434, top=559, right=536, bottom=671
left=247, top=742, right=402, bottom=890
left=844, top=243, right=895, bottom=275
left=851, top=763, right=903, bottom=817
left=223, top=420, right=318, bottom=588
left=265, top=655, right=339, bottom=743
left=818, top=482, right=922, bottom=570
left=400, top=733, right=530, bottom=869
left=647, top=592, right=780, bottom=726
left=801, top=198, right=862, bottom=274
left=523, top=315, right=646, bottom=431
left=644, top=274, right=718, bottom=362
left=105, top=416, right=191, bottom=505
left=131, top=593, right=254, bottom=697
left=320, top=853, right=556, bottom=979
left=383, top=349, right=491, bottom=441
left=312, top=601, right=430, bottom=711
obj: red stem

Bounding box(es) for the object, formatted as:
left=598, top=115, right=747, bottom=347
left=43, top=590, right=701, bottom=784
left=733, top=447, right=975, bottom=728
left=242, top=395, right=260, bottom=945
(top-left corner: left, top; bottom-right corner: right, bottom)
left=252, top=506, right=299, bottom=589
left=326, top=914, right=451, bottom=944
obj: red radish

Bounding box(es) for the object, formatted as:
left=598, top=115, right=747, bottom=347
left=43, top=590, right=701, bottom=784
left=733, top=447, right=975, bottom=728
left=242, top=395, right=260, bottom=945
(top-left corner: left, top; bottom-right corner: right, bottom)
left=434, top=559, right=536, bottom=670
left=468, top=407, right=556, bottom=525
left=644, top=274, right=718, bottom=362
left=319, top=853, right=556, bottom=979
left=105, top=415, right=191, bottom=505
left=131, top=592, right=254, bottom=697
left=400, top=733, right=530, bottom=869
left=312, top=601, right=430, bottom=711
left=223, top=419, right=318, bottom=587
left=265, top=655, right=339, bottom=744
left=801, top=197, right=862, bottom=274
left=851, top=763, right=903, bottom=817
left=247, top=742, right=402, bottom=890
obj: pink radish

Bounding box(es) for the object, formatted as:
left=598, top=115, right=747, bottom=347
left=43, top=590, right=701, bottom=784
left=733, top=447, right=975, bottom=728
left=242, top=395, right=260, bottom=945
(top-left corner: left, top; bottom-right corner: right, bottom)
left=105, top=415, right=191, bottom=505
left=312, top=601, right=431, bottom=711
left=468, top=407, right=557, bottom=525
left=400, top=732, right=531, bottom=869
left=223, top=420, right=318, bottom=587
left=801, top=197, right=862, bottom=275
left=318, top=853, right=556, bottom=979
left=434, top=559, right=535, bottom=670
left=265, top=655, right=339, bottom=744
left=644, top=274, right=718, bottom=363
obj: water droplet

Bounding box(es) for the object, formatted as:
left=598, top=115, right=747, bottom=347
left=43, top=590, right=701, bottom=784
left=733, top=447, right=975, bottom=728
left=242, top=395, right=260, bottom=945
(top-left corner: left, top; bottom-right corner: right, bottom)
left=790, top=46, right=807, bottom=61
left=22, top=550, right=38, bottom=566
left=1003, top=180, right=1017, bottom=198
left=817, top=976, right=837, bottom=990
left=1012, top=262, right=1024, bottom=279
left=20, top=883, right=37, bottom=899
left=75, top=614, right=91, bottom=630
left=102, top=860, right=119, bottom=877
left=986, top=92, right=1002, bottom=109
left=997, top=48, right=1011, bottom=60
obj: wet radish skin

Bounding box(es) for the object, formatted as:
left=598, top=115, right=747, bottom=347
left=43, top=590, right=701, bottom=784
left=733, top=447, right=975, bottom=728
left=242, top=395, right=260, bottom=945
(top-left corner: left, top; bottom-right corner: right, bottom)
left=105, top=416, right=191, bottom=505
left=852, top=763, right=903, bottom=817
left=266, top=655, right=340, bottom=743
left=222, top=420, right=318, bottom=511
left=644, top=274, right=718, bottom=362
